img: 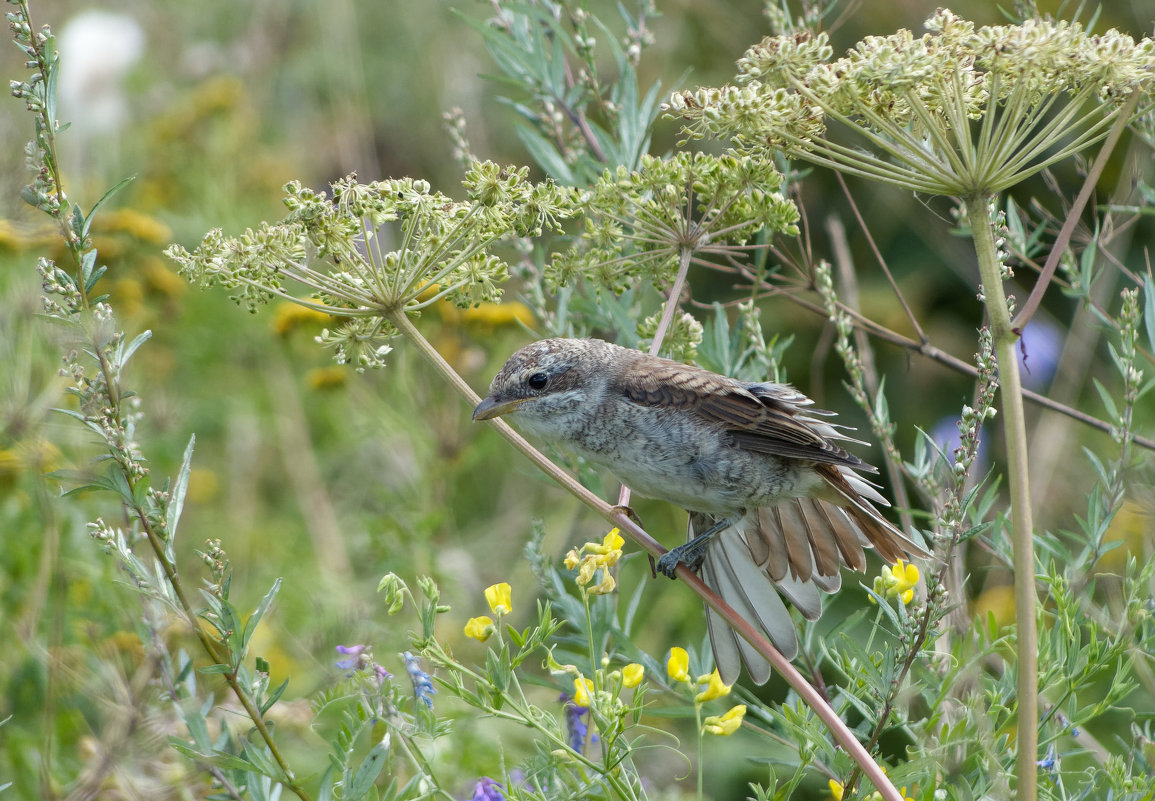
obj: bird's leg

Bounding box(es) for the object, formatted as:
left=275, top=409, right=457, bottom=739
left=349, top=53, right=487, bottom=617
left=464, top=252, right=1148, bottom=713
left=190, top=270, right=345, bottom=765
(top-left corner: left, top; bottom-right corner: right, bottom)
left=655, top=516, right=733, bottom=578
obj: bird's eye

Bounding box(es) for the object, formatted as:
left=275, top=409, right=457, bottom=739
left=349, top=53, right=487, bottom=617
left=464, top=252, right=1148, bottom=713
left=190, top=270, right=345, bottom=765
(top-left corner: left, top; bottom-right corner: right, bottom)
left=527, top=372, right=549, bottom=391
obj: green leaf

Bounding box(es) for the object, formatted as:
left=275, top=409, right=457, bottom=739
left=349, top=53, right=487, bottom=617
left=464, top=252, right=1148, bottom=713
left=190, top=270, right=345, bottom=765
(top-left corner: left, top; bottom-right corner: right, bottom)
left=82, top=176, right=136, bottom=240
left=242, top=577, right=282, bottom=650
left=1144, top=274, right=1155, bottom=354
left=346, top=741, right=388, bottom=801
left=1091, top=378, right=1118, bottom=423
left=119, top=329, right=153, bottom=367
left=260, top=677, right=290, bottom=716
left=516, top=123, right=576, bottom=185
left=167, top=435, right=195, bottom=541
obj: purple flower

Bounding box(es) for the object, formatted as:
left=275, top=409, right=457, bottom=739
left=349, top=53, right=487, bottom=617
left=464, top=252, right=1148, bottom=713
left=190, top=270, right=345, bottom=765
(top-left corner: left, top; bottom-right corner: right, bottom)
left=1037, top=745, right=1057, bottom=771
left=335, top=644, right=392, bottom=684
left=559, top=692, right=595, bottom=753
left=336, top=644, right=367, bottom=672
left=470, top=777, right=504, bottom=801
left=403, top=651, right=436, bottom=709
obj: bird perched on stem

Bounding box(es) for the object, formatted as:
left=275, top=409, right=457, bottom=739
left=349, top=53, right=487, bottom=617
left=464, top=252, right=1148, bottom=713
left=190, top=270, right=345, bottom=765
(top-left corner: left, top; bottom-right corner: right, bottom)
left=473, top=337, right=927, bottom=684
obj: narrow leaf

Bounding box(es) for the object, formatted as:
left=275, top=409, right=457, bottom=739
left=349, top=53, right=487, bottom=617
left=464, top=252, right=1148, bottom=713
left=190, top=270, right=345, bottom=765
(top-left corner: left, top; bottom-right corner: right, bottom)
left=243, top=577, right=283, bottom=649
left=82, top=176, right=136, bottom=239
left=166, top=435, right=195, bottom=540
left=346, top=741, right=389, bottom=801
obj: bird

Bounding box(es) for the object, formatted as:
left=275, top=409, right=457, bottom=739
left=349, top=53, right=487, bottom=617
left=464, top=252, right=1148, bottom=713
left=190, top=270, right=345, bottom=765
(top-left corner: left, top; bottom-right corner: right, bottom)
left=472, top=337, right=928, bottom=684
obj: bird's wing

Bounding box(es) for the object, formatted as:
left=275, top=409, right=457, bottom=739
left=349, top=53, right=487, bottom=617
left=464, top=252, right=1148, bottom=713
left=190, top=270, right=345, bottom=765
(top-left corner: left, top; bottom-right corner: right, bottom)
left=618, top=361, right=869, bottom=469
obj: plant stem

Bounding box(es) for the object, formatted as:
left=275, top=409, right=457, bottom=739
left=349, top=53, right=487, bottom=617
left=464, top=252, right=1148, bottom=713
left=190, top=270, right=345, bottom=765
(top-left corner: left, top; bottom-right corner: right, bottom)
left=389, top=308, right=908, bottom=801
left=964, top=194, right=1038, bottom=801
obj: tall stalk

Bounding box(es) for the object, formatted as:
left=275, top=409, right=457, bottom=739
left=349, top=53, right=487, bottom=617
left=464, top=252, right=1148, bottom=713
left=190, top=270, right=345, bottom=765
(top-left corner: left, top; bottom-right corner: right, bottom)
left=965, top=194, right=1038, bottom=800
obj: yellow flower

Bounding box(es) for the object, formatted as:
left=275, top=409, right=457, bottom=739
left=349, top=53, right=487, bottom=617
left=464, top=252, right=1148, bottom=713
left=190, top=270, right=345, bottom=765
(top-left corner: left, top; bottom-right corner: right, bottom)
left=567, top=529, right=626, bottom=592
left=667, top=647, right=690, bottom=683
left=484, top=582, right=513, bottom=616
left=695, top=669, right=731, bottom=703
left=591, top=528, right=625, bottom=562
left=889, top=560, right=920, bottom=604
left=587, top=570, right=617, bottom=595
left=872, top=559, right=921, bottom=605
left=572, top=676, right=594, bottom=707
left=463, top=616, right=494, bottom=642
left=703, top=704, right=746, bottom=736
left=622, top=663, right=644, bottom=688
left=828, top=779, right=844, bottom=800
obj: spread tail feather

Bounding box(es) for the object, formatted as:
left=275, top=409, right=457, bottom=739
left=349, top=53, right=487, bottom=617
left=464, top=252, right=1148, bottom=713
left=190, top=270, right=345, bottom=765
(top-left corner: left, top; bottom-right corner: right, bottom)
left=689, top=472, right=927, bottom=684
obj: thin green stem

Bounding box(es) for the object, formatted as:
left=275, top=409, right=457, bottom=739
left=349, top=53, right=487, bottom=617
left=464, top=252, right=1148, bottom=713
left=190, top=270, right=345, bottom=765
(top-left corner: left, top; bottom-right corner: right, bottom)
left=964, top=194, right=1038, bottom=801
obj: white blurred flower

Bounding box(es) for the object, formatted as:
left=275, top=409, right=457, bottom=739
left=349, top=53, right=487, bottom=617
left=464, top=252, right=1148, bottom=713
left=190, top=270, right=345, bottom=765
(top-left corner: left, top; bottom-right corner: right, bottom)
left=57, top=10, right=145, bottom=135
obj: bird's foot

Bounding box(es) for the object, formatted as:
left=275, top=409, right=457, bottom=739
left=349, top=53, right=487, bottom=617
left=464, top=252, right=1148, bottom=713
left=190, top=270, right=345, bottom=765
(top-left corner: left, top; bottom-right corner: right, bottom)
left=656, top=517, right=732, bottom=579
left=610, top=504, right=644, bottom=528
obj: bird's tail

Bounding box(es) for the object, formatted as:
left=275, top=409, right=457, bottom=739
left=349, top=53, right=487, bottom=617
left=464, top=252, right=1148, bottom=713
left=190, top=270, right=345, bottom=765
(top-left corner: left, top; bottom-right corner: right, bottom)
left=694, top=475, right=928, bottom=685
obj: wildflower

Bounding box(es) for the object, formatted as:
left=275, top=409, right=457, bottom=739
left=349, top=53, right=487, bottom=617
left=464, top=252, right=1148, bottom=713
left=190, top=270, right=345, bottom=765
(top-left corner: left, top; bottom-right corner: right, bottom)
left=703, top=704, right=746, bottom=736
left=872, top=560, right=920, bottom=605
left=335, top=644, right=367, bottom=672
left=572, top=676, right=595, bottom=708
left=470, top=777, right=504, bottom=801
left=830, top=773, right=915, bottom=801
left=402, top=651, right=436, bottom=709
left=484, top=582, right=513, bottom=617
left=668, top=11, right=1155, bottom=198
left=464, top=615, right=495, bottom=642
left=695, top=669, right=731, bottom=703
left=565, top=529, right=625, bottom=594
left=667, top=647, right=690, bottom=683
left=1037, top=745, right=1058, bottom=771
left=622, top=663, right=644, bottom=688
left=560, top=691, right=595, bottom=753
left=335, top=644, right=391, bottom=684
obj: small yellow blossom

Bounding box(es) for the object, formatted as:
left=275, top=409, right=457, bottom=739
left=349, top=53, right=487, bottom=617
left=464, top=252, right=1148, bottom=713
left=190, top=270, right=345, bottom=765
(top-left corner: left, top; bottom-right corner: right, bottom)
left=622, top=663, right=644, bottom=688
left=703, top=704, right=746, bottom=736
left=463, top=616, right=494, bottom=642
left=872, top=560, right=921, bottom=605
left=591, top=528, right=625, bottom=562
left=695, top=669, right=732, bottom=703
left=667, top=647, right=690, bottom=683
left=588, top=569, right=617, bottom=595
left=484, top=582, right=513, bottom=616
left=829, top=772, right=913, bottom=801
left=566, top=529, right=625, bottom=593
left=572, top=676, right=594, bottom=707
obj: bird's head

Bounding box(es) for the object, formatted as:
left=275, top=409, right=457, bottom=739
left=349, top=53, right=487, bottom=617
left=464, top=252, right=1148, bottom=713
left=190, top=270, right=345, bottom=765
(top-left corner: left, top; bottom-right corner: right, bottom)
left=473, top=338, right=609, bottom=425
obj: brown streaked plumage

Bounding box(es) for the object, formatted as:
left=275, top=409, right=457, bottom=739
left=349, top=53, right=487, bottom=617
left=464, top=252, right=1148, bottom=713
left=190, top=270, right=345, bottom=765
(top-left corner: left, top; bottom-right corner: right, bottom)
left=473, top=337, right=928, bottom=684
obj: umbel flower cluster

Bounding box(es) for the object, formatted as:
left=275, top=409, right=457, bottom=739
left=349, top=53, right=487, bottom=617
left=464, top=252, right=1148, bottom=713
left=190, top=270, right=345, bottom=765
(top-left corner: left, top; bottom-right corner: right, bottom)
left=165, top=162, right=578, bottom=369
left=667, top=8, right=1155, bottom=197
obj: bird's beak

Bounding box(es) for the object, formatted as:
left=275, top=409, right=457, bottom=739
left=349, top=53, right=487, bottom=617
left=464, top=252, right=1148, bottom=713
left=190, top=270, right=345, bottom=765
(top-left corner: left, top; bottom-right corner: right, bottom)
left=472, top=396, right=524, bottom=421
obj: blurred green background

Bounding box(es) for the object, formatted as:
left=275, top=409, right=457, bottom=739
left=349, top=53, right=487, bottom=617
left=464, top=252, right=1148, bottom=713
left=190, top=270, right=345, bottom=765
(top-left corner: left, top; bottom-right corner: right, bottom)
left=2, top=1, right=1152, bottom=798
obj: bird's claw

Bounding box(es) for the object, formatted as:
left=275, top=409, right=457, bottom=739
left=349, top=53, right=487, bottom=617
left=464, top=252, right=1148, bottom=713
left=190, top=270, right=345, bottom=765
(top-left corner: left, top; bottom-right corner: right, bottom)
left=610, top=504, right=644, bottom=528
left=656, top=539, right=709, bottom=578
